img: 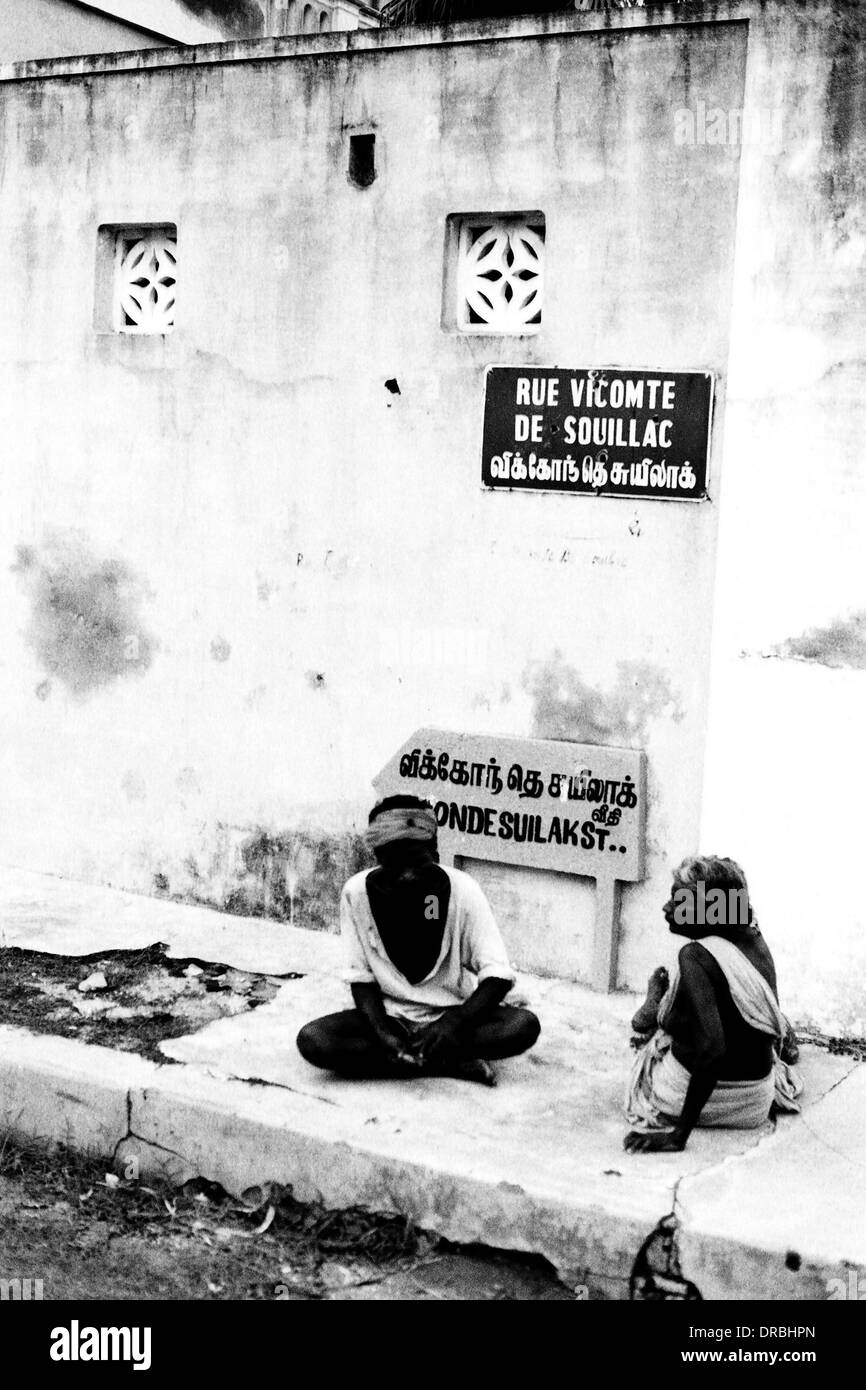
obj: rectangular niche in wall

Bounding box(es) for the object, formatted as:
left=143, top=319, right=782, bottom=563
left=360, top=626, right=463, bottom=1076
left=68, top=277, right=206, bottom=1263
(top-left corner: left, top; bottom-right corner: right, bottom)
left=348, top=133, right=376, bottom=188
left=444, top=213, right=545, bottom=335
left=95, top=224, right=178, bottom=334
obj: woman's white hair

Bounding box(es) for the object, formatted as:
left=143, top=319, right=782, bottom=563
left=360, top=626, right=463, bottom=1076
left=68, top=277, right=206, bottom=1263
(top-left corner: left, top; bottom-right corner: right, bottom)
left=672, top=855, right=753, bottom=921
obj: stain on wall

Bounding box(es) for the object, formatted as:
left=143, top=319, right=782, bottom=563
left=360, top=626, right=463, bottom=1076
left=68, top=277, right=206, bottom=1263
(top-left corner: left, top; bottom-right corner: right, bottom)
left=772, top=611, right=866, bottom=669
left=227, top=827, right=369, bottom=928
left=13, top=535, right=156, bottom=697
left=157, top=825, right=372, bottom=933
left=121, top=770, right=147, bottom=802
left=181, top=0, right=265, bottom=37
left=525, top=652, right=683, bottom=747
left=176, top=767, right=202, bottom=799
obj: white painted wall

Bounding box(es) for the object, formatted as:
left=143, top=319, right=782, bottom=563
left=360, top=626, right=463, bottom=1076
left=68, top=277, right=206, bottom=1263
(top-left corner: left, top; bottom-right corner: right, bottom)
left=701, top=1, right=866, bottom=1037
left=1, top=4, right=862, bottom=1033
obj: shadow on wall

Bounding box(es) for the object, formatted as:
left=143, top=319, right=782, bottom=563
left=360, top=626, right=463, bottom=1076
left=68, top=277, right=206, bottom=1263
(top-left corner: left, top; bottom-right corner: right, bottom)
left=180, top=0, right=266, bottom=36
left=524, top=652, right=683, bottom=748
left=771, top=611, right=866, bottom=669
left=156, top=825, right=373, bottom=933
left=12, top=534, right=156, bottom=698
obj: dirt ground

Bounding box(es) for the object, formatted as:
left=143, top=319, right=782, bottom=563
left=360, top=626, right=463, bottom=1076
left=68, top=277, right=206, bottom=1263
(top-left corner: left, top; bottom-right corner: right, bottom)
left=0, top=944, right=577, bottom=1299
left=0, top=1134, right=577, bottom=1301
left=0, top=944, right=288, bottom=1061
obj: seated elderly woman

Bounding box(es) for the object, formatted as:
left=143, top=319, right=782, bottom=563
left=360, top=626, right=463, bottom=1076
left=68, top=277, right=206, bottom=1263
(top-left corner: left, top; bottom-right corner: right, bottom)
left=624, top=856, right=803, bottom=1154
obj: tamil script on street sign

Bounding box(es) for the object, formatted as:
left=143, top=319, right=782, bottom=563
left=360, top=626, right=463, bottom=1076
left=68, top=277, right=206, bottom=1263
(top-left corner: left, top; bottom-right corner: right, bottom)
left=481, top=366, right=714, bottom=500
left=373, top=730, right=647, bottom=883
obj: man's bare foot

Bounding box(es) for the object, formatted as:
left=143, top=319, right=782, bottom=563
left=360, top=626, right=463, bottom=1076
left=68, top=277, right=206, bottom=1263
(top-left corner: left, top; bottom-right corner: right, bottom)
left=433, top=1057, right=497, bottom=1086
left=631, top=966, right=670, bottom=1034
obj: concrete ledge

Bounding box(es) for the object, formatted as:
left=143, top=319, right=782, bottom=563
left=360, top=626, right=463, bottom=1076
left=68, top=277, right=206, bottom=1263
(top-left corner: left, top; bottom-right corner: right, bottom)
left=0, top=1010, right=860, bottom=1297
left=677, top=1065, right=866, bottom=1300
left=122, top=1066, right=651, bottom=1295
left=0, top=1, right=761, bottom=84
left=0, top=870, right=863, bottom=1299
left=0, top=1025, right=158, bottom=1157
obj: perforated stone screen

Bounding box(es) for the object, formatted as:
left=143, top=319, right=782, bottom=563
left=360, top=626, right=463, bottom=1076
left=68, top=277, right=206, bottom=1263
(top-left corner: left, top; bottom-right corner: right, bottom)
left=454, top=215, right=545, bottom=333
left=113, top=228, right=177, bottom=334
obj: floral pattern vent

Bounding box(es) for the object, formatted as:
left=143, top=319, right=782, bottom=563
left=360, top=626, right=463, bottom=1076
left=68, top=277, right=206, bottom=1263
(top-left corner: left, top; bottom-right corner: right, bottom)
left=456, top=217, right=545, bottom=333
left=114, top=231, right=177, bottom=334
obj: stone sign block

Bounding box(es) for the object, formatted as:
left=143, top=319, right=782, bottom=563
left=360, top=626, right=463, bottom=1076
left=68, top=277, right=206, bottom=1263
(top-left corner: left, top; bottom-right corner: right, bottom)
left=374, top=729, right=647, bottom=991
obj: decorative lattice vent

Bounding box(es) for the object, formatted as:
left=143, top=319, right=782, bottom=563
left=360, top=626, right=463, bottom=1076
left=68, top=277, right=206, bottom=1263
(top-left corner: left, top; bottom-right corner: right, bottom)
left=455, top=216, right=545, bottom=334
left=113, top=229, right=177, bottom=334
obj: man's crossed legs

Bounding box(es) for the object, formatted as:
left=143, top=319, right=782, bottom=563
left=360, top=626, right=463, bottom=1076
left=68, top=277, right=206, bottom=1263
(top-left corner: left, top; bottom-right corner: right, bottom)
left=297, top=1005, right=540, bottom=1086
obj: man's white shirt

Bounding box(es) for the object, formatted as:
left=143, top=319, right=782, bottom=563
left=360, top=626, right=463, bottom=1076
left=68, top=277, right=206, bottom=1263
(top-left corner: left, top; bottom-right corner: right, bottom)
left=341, top=864, right=516, bottom=1024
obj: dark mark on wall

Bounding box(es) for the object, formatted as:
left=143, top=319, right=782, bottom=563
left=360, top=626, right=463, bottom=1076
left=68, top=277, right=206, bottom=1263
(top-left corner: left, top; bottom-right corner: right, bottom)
left=525, top=652, right=683, bottom=747
left=182, top=0, right=264, bottom=37
left=146, top=825, right=372, bottom=931
left=306, top=670, right=327, bottom=690
left=121, top=770, right=147, bottom=803
left=821, top=32, right=864, bottom=216
left=384, top=378, right=401, bottom=395
left=176, top=766, right=201, bottom=797
left=771, top=610, right=866, bottom=669
left=223, top=827, right=370, bottom=931
left=13, top=535, right=155, bottom=697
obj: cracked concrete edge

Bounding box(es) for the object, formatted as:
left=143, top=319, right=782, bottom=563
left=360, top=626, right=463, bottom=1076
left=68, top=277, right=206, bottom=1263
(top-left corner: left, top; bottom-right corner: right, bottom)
left=0, top=1025, right=646, bottom=1297
left=0, top=1024, right=160, bottom=1158
left=673, top=1061, right=866, bottom=1301
left=123, top=1066, right=649, bottom=1296
left=676, top=1226, right=862, bottom=1302
left=9, top=1022, right=855, bottom=1300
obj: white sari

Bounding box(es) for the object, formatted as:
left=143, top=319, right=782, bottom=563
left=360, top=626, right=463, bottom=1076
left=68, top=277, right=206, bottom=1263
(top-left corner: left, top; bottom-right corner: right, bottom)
left=626, top=935, right=804, bottom=1132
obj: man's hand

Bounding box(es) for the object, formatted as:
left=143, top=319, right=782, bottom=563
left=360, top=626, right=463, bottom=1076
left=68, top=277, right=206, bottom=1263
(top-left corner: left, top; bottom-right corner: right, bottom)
left=351, top=983, right=420, bottom=1067
left=624, top=1126, right=687, bottom=1154
left=374, top=1019, right=421, bottom=1067
left=412, top=1011, right=467, bottom=1067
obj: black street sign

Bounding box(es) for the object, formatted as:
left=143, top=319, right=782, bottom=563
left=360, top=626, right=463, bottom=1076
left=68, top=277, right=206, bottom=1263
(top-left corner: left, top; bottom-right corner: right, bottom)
left=481, top=366, right=714, bottom=500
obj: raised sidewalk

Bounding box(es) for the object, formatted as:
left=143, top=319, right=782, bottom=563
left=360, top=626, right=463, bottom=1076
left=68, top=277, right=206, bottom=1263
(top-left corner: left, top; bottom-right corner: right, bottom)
left=0, top=868, right=862, bottom=1300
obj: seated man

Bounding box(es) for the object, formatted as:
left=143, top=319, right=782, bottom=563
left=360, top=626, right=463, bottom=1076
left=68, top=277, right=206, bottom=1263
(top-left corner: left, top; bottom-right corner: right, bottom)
left=297, top=794, right=540, bottom=1085
left=624, top=855, right=803, bottom=1154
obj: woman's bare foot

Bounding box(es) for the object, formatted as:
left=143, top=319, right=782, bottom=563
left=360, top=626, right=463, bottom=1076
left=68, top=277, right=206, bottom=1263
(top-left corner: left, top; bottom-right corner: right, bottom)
left=631, top=966, right=670, bottom=1034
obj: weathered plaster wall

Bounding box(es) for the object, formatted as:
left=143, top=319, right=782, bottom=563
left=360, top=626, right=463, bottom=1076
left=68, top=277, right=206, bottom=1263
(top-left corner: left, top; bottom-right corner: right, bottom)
left=0, top=7, right=846, bottom=1011
left=700, top=0, right=866, bottom=1036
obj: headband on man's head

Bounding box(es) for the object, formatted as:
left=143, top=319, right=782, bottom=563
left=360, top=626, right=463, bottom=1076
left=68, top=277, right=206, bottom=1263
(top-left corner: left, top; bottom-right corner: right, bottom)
left=365, top=806, right=438, bottom=851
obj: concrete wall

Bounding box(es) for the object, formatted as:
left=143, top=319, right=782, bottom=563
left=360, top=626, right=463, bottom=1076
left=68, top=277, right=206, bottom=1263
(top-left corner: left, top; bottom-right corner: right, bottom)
left=0, top=5, right=861, bottom=1032
left=700, top=0, right=866, bottom=1038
